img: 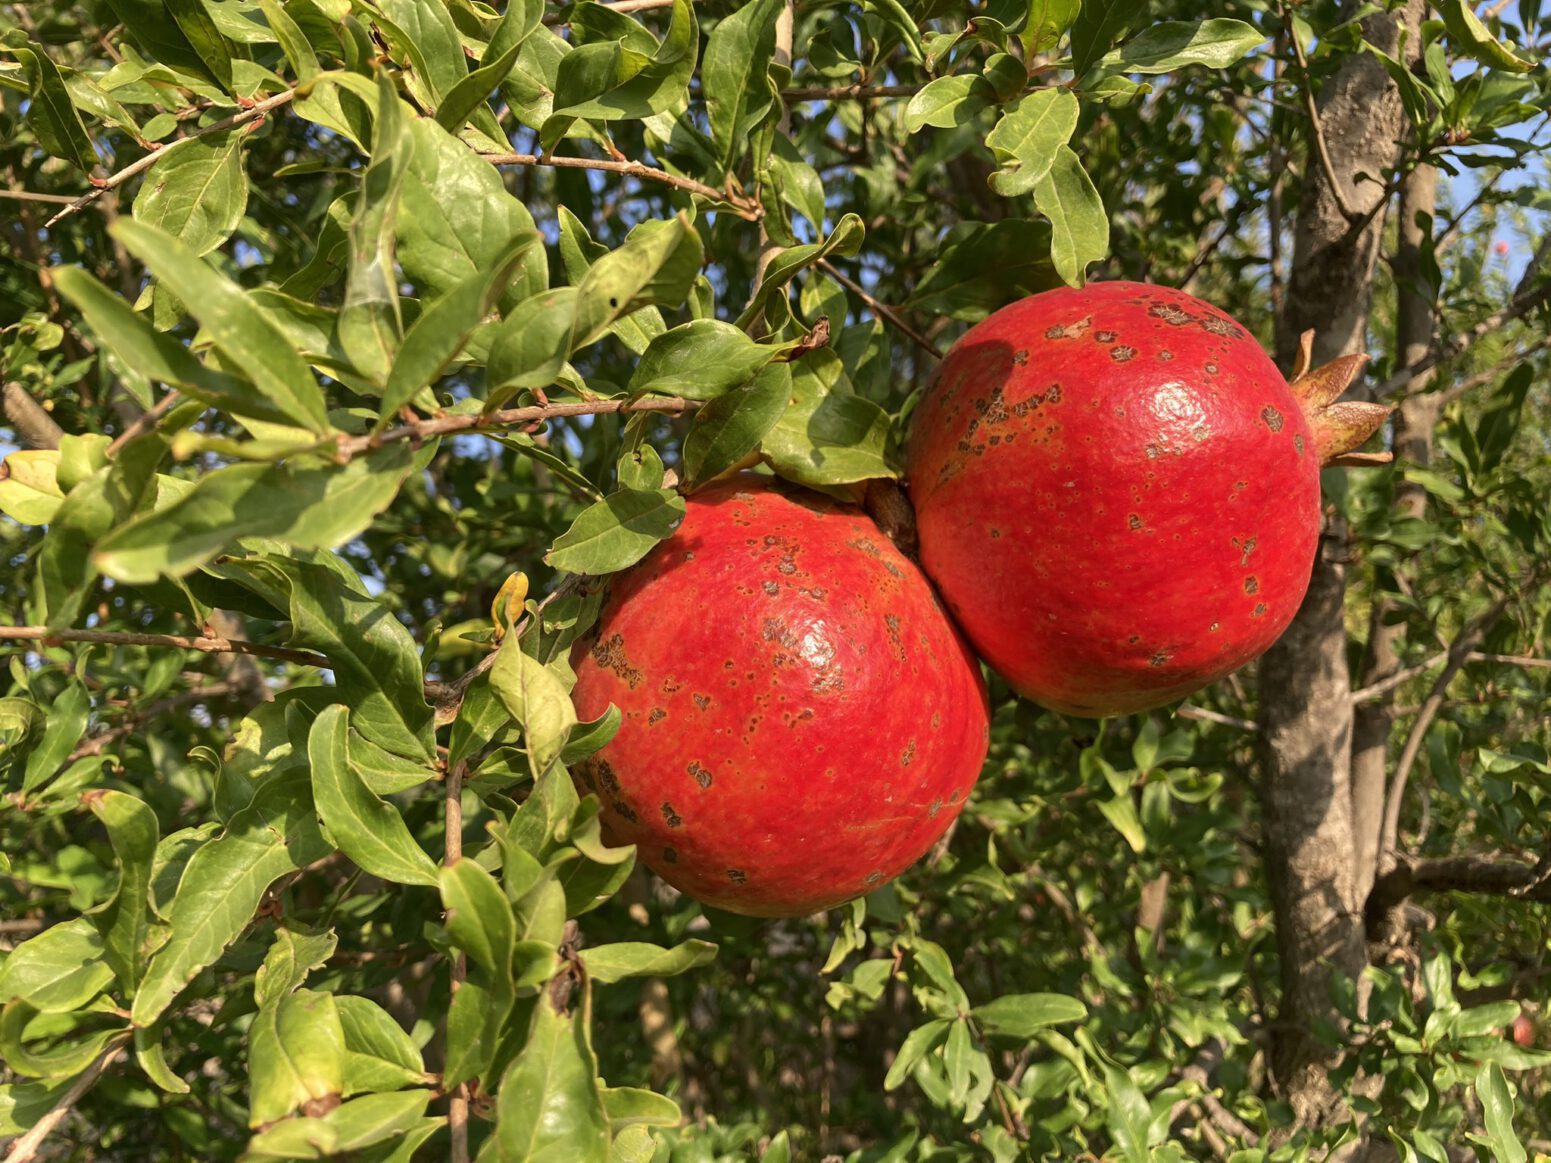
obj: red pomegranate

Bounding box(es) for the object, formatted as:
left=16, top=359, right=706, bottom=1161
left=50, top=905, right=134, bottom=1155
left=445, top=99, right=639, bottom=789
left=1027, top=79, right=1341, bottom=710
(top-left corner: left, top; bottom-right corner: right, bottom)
left=904, top=281, right=1387, bottom=718
left=570, top=476, right=990, bottom=917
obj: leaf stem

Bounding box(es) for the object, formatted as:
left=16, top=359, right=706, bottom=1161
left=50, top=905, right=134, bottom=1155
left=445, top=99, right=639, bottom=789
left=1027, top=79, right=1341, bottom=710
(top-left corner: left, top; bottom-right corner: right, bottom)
left=480, top=152, right=761, bottom=220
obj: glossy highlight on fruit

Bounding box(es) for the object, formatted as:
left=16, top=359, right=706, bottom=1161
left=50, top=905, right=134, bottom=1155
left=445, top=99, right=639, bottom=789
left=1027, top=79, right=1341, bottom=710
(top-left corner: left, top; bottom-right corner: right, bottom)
left=570, top=476, right=990, bottom=917
left=904, top=281, right=1388, bottom=718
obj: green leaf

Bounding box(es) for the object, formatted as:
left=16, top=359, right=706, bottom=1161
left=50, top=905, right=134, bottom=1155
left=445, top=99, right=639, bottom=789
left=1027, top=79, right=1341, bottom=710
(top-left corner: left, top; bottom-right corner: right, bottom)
left=703, top=0, right=784, bottom=173
left=83, top=790, right=159, bottom=992
left=253, top=927, right=338, bottom=1010
left=309, top=705, right=439, bottom=887
left=735, top=213, right=866, bottom=329
left=908, top=219, right=1060, bottom=321
left=241, top=1091, right=436, bottom=1160
left=21, top=680, right=90, bottom=794
left=112, top=219, right=331, bottom=432
left=435, top=0, right=543, bottom=132
left=0, top=1076, right=75, bottom=1137
left=1476, top=1062, right=1528, bottom=1163
left=884, top=1020, right=951, bottom=1090
left=545, top=487, right=686, bottom=576
left=1440, top=0, right=1536, bottom=72
left=1070, top=0, right=1136, bottom=76
left=257, top=0, right=318, bottom=81
left=93, top=445, right=417, bottom=584
left=572, top=214, right=705, bottom=350
left=379, top=231, right=540, bottom=421
left=628, top=320, right=787, bottom=400
left=3, top=37, right=97, bottom=171
left=761, top=364, right=896, bottom=488
left=1476, top=361, right=1533, bottom=472
left=0, top=450, right=63, bottom=525
left=1097, top=793, right=1146, bottom=853
left=542, top=0, right=698, bottom=149
left=1033, top=144, right=1109, bottom=286
left=440, top=859, right=516, bottom=979
left=486, top=287, right=580, bottom=396
left=132, top=771, right=331, bottom=1027
left=972, top=993, right=1087, bottom=1037
left=52, top=266, right=298, bottom=426
left=1102, top=1061, right=1154, bottom=1163
left=0, top=1005, right=125, bottom=1079
left=682, top=362, right=791, bottom=490
left=248, top=989, right=346, bottom=1127
left=336, top=996, right=426, bottom=1095
left=490, top=634, right=578, bottom=777
left=339, top=74, right=414, bottom=386
left=165, top=0, right=234, bottom=90
left=904, top=75, right=989, bottom=132
left=1099, top=19, right=1264, bottom=74
left=0, top=919, right=115, bottom=1014
left=133, top=131, right=249, bottom=256
left=581, top=940, right=718, bottom=984
left=398, top=117, right=547, bottom=310
left=495, top=991, right=610, bottom=1163
left=601, top=1086, right=681, bottom=1129
left=986, top=88, right=1079, bottom=197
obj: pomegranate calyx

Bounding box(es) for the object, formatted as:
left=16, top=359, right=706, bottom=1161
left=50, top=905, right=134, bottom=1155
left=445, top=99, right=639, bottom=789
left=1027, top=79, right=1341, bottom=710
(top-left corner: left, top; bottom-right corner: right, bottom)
left=1286, top=346, right=1389, bottom=466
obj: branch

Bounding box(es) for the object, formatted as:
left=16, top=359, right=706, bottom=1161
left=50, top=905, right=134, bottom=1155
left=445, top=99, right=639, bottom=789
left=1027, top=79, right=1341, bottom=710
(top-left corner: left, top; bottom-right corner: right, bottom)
left=1283, top=5, right=1363, bottom=224
left=2, top=383, right=64, bottom=450
left=1373, top=281, right=1551, bottom=400
left=1176, top=705, right=1256, bottom=731
left=2, top=1035, right=128, bottom=1163
left=480, top=152, right=760, bottom=220
left=43, top=88, right=299, bottom=230
left=1432, top=334, right=1551, bottom=407
left=0, top=626, right=329, bottom=669
left=783, top=83, right=924, bottom=101
left=1378, top=589, right=1521, bottom=862
left=335, top=396, right=696, bottom=461
left=816, top=259, right=941, bottom=358
left=0, top=190, right=83, bottom=207
left=1352, top=649, right=1551, bottom=704
left=107, top=389, right=182, bottom=456
left=1370, top=855, right=1551, bottom=918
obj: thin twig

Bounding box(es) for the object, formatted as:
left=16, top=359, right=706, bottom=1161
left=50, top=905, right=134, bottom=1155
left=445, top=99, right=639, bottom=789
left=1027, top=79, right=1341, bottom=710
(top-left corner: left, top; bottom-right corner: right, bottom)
left=445, top=757, right=470, bottom=1163
left=783, top=83, right=924, bottom=101
left=1432, top=334, right=1551, bottom=406
left=1176, top=705, right=1256, bottom=731
left=43, top=88, right=299, bottom=230
left=335, top=396, right=696, bottom=461
left=1372, top=281, right=1551, bottom=400
left=68, top=682, right=234, bottom=761
left=1282, top=2, right=1361, bottom=223
left=0, top=626, right=329, bottom=669
left=1379, top=589, right=1521, bottom=863
left=816, top=260, right=941, bottom=358
left=480, top=152, right=760, bottom=220
left=106, top=390, right=183, bottom=456
left=2, top=1035, right=128, bottom=1163
left=0, top=190, right=82, bottom=206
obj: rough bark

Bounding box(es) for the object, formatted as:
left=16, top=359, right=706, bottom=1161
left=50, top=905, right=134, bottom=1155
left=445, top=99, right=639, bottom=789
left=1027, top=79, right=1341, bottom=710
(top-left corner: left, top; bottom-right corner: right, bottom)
left=1351, top=160, right=1440, bottom=906
left=1259, top=0, right=1424, bottom=1126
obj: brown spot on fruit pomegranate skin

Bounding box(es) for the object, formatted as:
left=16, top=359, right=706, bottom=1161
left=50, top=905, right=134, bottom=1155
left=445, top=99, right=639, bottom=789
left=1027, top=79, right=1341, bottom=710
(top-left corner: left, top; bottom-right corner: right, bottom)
left=903, top=281, right=1321, bottom=718
left=1111, top=345, right=1138, bottom=362
left=569, top=476, right=990, bottom=917
left=1244, top=576, right=1259, bottom=595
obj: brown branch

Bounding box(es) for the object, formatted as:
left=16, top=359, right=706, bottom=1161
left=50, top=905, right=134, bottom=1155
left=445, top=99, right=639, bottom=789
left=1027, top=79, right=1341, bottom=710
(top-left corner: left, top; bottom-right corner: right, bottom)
left=0, top=190, right=82, bottom=206
left=336, top=396, right=696, bottom=461
left=1373, top=281, right=1551, bottom=400
left=106, top=390, right=182, bottom=456
left=43, top=88, right=299, bottom=230
left=445, top=757, right=470, bottom=1163
left=0, top=626, right=329, bottom=669
left=816, top=259, right=941, bottom=358
left=1431, top=334, right=1551, bottom=407
left=1283, top=4, right=1362, bottom=224
left=1378, top=589, right=1521, bottom=863
left=3, top=383, right=65, bottom=450
left=1176, top=705, right=1256, bottom=731
left=1351, top=649, right=1551, bottom=704
left=783, top=83, right=924, bottom=101
left=2, top=1034, right=128, bottom=1163
left=480, top=152, right=760, bottom=220
left=1370, top=855, right=1551, bottom=919
left=68, top=682, right=234, bottom=762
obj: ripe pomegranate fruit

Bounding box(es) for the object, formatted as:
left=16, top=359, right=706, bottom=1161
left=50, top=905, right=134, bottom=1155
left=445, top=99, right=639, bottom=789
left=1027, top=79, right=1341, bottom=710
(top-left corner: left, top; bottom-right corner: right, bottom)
left=570, top=476, right=990, bottom=916
left=904, top=281, right=1388, bottom=718
left=1511, top=1011, right=1536, bottom=1048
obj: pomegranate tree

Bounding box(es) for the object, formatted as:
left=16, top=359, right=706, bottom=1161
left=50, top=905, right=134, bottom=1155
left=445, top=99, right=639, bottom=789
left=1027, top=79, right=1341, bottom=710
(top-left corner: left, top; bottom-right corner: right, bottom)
left=904, top=281, right=1387, bottom=718
left=571, top=476, right=990, bottom=916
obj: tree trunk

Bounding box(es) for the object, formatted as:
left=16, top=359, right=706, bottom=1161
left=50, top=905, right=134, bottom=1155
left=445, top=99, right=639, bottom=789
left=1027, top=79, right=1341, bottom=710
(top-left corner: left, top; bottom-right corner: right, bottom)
left=1258, top=0, right=1423, bottom=1127
left=1351, top=159, right=1440, bottom=907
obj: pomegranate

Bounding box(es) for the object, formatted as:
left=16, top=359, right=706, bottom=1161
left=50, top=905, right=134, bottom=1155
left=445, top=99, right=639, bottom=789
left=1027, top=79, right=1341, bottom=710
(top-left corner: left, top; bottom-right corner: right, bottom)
left=904, top=281, right=1388, bottom=718
left=570, top=476, right=990, bottom=917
